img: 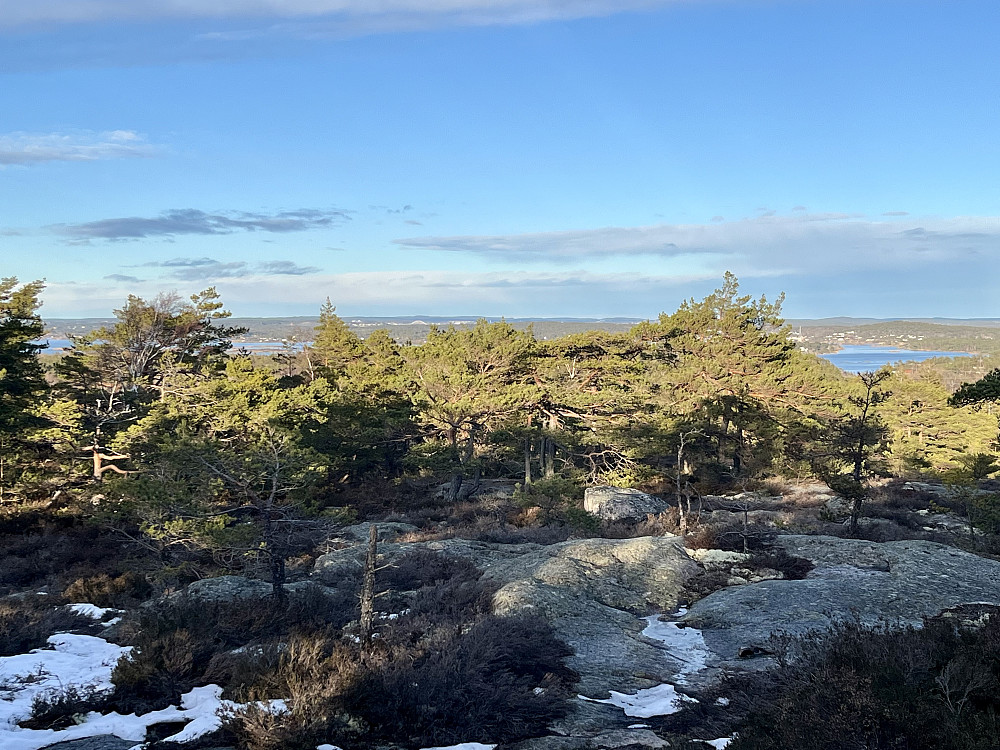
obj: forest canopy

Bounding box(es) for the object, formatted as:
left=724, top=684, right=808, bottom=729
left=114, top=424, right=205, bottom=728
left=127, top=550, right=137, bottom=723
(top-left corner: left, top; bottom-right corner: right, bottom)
left=0, top=273, right=997, bottom=579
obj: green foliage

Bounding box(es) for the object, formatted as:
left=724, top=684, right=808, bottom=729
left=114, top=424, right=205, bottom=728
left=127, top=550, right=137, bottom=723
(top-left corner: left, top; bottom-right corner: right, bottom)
left=309, top=298, right=365, bottom=378
left=644, top=272, right=813, bottom=484
left=54, top=288, right=246, bottom=452
left=0, top=277, right=48, bottom=501
left=951, top=368, right=1000, bottom=409
left=0, top=277, right=46, bottom=433
left=514, top=475, right=581, bottom=517
left=406, top=319, right=537, bottom=478
left=882, top=373, right=998, bottom=475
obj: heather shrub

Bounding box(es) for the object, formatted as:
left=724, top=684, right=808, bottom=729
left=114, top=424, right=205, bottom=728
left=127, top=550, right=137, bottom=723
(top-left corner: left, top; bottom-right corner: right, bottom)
left=226, top=614, right=577, bottom=750
left=112, top=584, right=355, bottom=712
left=0, top=596, right=92, bottom=656
left=22, top=684, right=112, bottom=730
left=719, top=615, right=1000, bottom=750
left=747, top=549, right=814, bottom=580
left=63, top=571, right=153, bottom=608
left=348, top=614, right=576, bottom=747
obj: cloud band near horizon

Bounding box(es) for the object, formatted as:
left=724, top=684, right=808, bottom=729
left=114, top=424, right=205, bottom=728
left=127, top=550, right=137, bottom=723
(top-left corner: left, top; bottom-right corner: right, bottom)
left=394, top=213, right=1000, bottom=276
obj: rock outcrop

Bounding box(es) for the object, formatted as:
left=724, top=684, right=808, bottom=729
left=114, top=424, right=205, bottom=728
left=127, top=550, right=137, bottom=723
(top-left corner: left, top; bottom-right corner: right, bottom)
left=683, top=535, right=1000, bottom=668
left=313, top=534, right=700, bottom=695
left=582, top=487, right=669, bottom=523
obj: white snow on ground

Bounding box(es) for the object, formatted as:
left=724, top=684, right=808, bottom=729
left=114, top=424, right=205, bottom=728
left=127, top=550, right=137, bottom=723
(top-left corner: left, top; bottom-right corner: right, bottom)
left=705, top=738, right=733, bottom=749
left=583, top=683, right=697, bottom=718
left=639, top=610, right=711, bottom=685
left=420, top=744, right=497, bottom=750
left=66, top=603, right=118, bottom=621
left=580, top=609, right=712, bottom=718
left=0, top=632, right=130, bottom=750
left=0, top=629, right=286, bottom=750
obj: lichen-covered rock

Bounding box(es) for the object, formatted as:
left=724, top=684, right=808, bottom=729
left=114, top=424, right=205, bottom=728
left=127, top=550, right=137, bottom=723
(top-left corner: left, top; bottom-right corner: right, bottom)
left=683, top=535, right=1000, bottom=668
left=686, top=548, right=752, bottom=567
left=582, top=487, right=669, bottom=522
left=184, top=575, right=273, bottom=602
left=333, top=521, right=419, bottom=543
left=40, top=738, right=140, bottom=750
left=183, top=575, right=335, bottom=604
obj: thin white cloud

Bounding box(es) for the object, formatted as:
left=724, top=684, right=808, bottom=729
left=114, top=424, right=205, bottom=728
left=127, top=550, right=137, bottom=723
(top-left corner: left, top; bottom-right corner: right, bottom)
left=35, top=255, right=1000, bottom=319
left=0, top=0, right=673, bottom=31
left=395, top=213, right=1000, bottom=277
left=0, top=130, right=156, bottom=166
left=38, top=269, right=716, bottom=318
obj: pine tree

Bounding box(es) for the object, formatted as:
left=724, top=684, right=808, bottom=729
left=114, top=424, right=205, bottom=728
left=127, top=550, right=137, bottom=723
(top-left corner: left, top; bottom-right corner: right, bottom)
left=0, top=278, right=47, bottom=501
left=310, top=298, right=364, bottom=377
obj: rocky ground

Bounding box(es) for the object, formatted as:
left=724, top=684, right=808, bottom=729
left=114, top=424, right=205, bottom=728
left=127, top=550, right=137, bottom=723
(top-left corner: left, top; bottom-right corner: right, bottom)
left=11, top=479, right=1000, bottom=750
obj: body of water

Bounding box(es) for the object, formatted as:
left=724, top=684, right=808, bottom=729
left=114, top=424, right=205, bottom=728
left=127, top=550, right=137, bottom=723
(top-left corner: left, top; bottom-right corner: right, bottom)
left=37, top=339, right=977, bottom=373
left=38, top=339, right=301, bottom=353
left=820, top=345, right=975, bottom=373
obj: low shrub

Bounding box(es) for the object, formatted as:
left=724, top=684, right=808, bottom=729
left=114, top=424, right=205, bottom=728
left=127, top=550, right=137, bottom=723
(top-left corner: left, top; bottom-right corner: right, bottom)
left=747, top=549, right=814, bottom=580
left=473, top=524, right=571, bottom=545
left=111, top=584, right=356, bottom=712
left=226, top=614, right=577, bottom=750
left=21, top=684, right=113, bottom=730
left=63, top=571, right=153, bottom=608
left=718, top=615, right=1000, bottom=750
left=0, top=596, right=92, bottom=656
left=708, top=521, right=777, bottom=552
left=349, top=615, right=576, bottom=747
left=378, top=549, right=481, bottom=592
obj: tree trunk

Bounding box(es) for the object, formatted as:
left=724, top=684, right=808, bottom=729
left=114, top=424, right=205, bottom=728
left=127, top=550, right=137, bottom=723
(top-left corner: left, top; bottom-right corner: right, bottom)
left=92, top=445, right=103, bottom=480
left=849, top=496, right=862, bottom=536
left=544, top=437, right=556, bottom=478
left=677, top=437, right=688, bottom=536
left=263, top=505, right=286, bottom=606
left=270, top=551, right=286, bottom=605
left=360, top=524, right=378, bottom=649
left=447, top=472, right=463, bottom=503
left=523, top=437, right=532, bottom=485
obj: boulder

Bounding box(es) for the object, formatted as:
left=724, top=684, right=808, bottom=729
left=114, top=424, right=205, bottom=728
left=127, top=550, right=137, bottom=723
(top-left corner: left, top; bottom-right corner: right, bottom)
left=185, top=575, right=273, bottom=601
left=686, top=548, right=751, bottom=567
left=433, top=479, right=518, bottom=502
left=583, top=487, right=669, bottom=523
left=184, top=575, right=337, bottom=604
left=706, top=509, right=793, bottom=527
left=40, top=739, right=138, bottom=750
left=683, top=535, right=1000, bottom=668
left=332, top=521, right=419, bottom=544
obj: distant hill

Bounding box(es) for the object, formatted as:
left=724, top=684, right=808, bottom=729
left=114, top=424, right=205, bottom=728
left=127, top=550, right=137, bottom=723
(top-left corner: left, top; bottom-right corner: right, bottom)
left=41, top=315, right=1000, bottom=350
left=788, top=317, right=1000, bottom=328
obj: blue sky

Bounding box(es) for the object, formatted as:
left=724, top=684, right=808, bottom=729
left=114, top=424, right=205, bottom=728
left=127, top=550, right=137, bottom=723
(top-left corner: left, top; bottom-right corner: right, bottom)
left=2, top=0, right=998, bottom=319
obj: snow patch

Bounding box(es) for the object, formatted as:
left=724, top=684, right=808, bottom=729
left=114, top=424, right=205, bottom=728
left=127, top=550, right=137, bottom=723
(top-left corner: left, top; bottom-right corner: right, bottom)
left=640, top=610, right=711, bottom=685
left=66, top=603, right=118, bottom=621
left=0, top=633, right=285, bottom=750
left=420, top=744, right=497, bottom=750
left=704, top=738, right=733, bottom=749
left=581, top=683, right=697, bottom=718
left=579, top=610, right=711, bottom=718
